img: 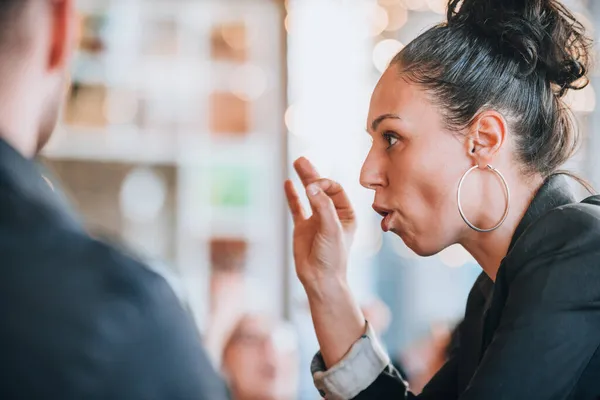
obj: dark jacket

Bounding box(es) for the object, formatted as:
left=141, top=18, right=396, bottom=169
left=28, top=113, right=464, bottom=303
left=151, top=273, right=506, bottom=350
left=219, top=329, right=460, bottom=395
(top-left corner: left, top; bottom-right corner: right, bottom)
left=0, top=139, right=229, bottom=399
left=356, top=174, right=600, bottom=399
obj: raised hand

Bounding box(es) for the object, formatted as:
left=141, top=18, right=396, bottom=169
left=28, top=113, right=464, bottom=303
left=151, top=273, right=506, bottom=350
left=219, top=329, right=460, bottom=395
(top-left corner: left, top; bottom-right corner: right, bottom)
left=284, top=157, right=366, bottom=367
left=284, top=157, right=357, bottom=287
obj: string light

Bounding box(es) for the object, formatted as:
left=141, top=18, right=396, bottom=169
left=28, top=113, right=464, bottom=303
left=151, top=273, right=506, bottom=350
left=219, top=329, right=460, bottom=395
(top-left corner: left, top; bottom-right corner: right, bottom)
left=372, top=39, right=404, bottom=73
left=378, top=0, right=403, bottom=5
left=564, top=83, right=596, bottom=114
left=120, top=167, right=167, bottom=223
left=426, top=0, right=447, bottom=15
left=284, top=104, right=297, bottom=133
left=403, top=0, right=428, bottom=11
left=229, top=64, right=268, bottom=101
left=369, top=4, right=390, bottom=37
left=385, top=4, right=408, bottom=31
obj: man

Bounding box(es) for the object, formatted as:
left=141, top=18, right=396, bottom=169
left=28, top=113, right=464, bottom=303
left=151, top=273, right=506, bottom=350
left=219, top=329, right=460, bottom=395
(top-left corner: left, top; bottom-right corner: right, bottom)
left=221, top=314, right=299, bottom=400
left=0, top=1, right=229, bottom=398
left=206, top=272, right=299, bottom=400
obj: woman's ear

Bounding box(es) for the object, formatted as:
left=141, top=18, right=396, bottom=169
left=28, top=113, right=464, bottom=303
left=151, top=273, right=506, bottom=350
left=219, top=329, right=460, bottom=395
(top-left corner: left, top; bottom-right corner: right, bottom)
left=466, top=110, right=507, bottom=168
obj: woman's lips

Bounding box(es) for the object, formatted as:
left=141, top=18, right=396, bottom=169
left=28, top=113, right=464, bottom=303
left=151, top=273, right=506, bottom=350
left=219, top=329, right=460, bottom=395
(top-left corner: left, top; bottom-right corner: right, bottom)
left=381, top=213, right=392, bottom=232
left=373, top=204, right=393, bottom=232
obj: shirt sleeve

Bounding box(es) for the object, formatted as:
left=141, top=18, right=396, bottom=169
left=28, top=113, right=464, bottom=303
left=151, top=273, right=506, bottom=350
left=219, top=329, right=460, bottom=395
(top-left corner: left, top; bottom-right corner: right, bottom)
left=310, top=322, right=392, bottom=399
left=310, top=319, right=464, bottom=400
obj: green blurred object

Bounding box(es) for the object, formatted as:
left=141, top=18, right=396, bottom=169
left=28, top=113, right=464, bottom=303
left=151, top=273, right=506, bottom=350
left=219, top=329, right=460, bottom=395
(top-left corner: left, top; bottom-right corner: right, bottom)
left=210, top=165, right=251, bottom=208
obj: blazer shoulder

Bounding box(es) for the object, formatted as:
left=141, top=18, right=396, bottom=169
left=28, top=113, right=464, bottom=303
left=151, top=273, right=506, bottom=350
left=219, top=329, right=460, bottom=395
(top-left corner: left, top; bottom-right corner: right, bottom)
left=504, top=201, right=600, bottom=289
left=509, top=201, right=600, bottom=260
left=32, top=227, right=182, bottom=308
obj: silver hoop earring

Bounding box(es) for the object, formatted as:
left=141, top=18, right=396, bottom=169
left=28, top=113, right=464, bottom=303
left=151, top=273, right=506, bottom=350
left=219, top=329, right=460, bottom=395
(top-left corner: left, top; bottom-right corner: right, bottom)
left=457, top=164, right=510, bottom=233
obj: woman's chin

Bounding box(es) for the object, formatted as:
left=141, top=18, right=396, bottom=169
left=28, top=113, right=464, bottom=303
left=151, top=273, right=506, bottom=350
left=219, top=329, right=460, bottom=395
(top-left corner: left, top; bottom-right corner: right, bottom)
left=394, top=229, right=440, bottom=257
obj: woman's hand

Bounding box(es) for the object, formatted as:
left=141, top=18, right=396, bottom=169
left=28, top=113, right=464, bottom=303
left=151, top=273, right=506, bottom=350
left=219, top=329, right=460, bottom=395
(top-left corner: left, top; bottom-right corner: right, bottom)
left=284, top=157, right=357, bottom=288
left=284, top=157, right=365, bottom=367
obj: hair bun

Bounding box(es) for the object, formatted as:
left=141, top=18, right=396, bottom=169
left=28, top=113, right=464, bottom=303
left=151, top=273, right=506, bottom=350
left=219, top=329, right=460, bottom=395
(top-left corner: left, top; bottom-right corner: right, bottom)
left=447, top=0, right=592, bottom=96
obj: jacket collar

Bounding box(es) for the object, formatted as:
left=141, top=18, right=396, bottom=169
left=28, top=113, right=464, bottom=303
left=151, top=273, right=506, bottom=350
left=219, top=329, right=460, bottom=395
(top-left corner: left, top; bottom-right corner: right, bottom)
left=0, top=138, right=81, bottom=230
left=507, top=173, right=576, bottom=254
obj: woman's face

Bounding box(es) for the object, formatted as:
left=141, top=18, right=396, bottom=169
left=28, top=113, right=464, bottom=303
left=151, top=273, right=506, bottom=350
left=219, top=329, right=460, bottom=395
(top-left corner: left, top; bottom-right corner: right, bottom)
left=361, top=67, right=475, bottom=256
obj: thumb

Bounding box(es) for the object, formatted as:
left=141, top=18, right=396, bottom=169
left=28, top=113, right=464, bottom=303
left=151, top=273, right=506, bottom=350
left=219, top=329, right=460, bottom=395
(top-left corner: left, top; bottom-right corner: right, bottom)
left=306, top=183, right=342, bottom=235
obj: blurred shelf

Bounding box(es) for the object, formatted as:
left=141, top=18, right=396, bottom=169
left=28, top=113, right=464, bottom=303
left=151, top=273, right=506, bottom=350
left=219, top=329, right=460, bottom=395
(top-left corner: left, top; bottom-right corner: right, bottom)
left=42, top=126, right=276, bottom=165
left=43, top=126, right=180, bottom=164
left=185, top=212, right=274, bottom=241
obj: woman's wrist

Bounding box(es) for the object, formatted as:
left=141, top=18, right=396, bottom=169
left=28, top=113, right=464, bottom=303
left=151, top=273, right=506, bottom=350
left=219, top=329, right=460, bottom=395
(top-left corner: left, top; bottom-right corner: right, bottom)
left=302, top=273, right=348, bottom=301
left=304, top=276, right=366, bottom=368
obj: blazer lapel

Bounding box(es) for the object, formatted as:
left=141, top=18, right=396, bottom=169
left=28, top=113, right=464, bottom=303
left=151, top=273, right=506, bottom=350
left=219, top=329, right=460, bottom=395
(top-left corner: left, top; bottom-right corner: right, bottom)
left=479, top=174, right=576, bottom=357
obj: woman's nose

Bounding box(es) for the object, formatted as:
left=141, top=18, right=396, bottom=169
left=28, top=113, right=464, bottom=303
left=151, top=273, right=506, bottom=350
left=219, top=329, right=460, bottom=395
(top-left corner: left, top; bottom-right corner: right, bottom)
left=360, top=150, right=387, bottom=190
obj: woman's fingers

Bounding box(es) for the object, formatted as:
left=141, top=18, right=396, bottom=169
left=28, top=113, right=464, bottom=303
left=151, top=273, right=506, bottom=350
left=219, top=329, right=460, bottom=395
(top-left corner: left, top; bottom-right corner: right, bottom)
left=293, top=157, right=321, bottom=188
left=284, top=180, right=307, bottom=223
left=310, top=178, right=354, bottom=215
left=288, top=158, right=354, bottom=231
left=292, top=157, right=354, bottom=214
left=306, top=183, right=342, bottom=235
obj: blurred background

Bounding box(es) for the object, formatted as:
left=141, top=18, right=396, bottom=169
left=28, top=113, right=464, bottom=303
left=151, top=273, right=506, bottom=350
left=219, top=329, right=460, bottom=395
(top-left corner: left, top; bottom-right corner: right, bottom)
left=40, top=0, right=599, bottom=398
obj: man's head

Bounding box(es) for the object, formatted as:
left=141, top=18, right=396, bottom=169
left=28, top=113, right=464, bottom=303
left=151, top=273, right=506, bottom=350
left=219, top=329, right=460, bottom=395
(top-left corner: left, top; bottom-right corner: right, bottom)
left=0, top=0, right=76, bottom=157
left=222, top=314, right=299, bottom=400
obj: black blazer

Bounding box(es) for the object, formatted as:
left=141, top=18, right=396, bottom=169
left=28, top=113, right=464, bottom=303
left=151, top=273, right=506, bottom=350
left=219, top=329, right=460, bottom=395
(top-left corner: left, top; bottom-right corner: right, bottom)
left=0, top=139, right=229, bottom=399
left=356, top=175, right=600, bottom=399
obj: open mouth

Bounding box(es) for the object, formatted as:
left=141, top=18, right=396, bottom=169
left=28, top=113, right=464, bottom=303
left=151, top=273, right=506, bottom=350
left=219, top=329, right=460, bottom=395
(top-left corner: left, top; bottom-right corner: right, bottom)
left=372, top=204, right=391, bottom=218
left=373, top=204, right=393, bottom=232
left=373, top=204, right=392, bottom=218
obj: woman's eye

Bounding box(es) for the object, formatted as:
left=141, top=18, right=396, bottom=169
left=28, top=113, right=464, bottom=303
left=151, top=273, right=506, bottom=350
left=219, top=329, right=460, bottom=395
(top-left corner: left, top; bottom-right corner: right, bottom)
left=383, top=132, right=399, bottom=148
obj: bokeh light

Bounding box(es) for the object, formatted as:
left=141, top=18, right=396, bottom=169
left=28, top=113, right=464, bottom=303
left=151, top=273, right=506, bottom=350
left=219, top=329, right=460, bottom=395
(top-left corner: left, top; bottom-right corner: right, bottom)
left=372, top=38, right=404, bottom=73
left=385, top=4, right=409, bottom=31
left=564, top=83, right=596, bottom=114
left=403, top=0, right=428, bottom=12
left=120, top=167, right=167, bottom=223
left=229, top=64, right=268, bottom=101
left=368, top=4, right=390, bottom=36
left=438, top=244, right=474, bottom=268
left=426, top=0, right=447, bottom=15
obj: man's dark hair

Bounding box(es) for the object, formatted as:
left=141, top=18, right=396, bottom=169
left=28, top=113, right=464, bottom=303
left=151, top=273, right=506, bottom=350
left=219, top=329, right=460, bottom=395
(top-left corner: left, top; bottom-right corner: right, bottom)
left=0, top=0, right=30, bottom=46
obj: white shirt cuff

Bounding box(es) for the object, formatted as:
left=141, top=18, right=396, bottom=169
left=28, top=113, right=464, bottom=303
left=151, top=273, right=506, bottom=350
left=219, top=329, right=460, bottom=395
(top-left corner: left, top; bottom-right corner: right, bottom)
left=311, top=322, right=390, bottom=400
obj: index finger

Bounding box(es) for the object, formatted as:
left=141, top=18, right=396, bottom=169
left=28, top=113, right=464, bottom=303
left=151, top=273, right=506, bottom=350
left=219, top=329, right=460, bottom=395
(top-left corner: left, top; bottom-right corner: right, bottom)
left=310, top=178, right=353, bottom=213
left=293, top=157, right=321, bottom=188
left=284, top=180, right=307, bottom=223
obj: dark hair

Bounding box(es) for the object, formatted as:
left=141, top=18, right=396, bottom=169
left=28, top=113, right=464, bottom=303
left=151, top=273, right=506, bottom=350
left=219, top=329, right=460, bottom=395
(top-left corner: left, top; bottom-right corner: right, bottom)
left=0, top=0, right=29, bottom=40
left=391, top=0, right=592, bottom=177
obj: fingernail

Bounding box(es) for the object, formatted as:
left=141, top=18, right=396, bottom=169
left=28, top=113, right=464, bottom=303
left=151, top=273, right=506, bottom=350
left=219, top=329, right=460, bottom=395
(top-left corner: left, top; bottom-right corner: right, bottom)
left=308, top=184, right=320, bottom=196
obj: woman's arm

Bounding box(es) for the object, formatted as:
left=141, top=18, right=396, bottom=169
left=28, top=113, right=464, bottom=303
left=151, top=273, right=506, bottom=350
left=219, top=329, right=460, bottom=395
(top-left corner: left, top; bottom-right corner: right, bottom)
left=285, top=158, right=459, bottom=399
left=305, top=278, right=365, bottom=368
left=284, top=157, right=365, bottom=367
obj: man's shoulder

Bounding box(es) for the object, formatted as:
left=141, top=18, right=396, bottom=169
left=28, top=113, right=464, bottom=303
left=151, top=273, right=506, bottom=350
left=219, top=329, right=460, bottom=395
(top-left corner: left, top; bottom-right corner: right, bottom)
left=1, top=225, right=177, bottom=308
left=0, top=226, right=227, bottom=399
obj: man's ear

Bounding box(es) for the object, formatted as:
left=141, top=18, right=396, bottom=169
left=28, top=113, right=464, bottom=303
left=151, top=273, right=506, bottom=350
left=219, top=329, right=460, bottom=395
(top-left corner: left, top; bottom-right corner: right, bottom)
left=47, top=0, right=76, bottom=71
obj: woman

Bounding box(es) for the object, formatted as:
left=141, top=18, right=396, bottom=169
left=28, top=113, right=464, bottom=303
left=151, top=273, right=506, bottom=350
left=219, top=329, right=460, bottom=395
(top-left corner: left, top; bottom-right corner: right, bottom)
left=284, top=0, right=600, bottom=398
